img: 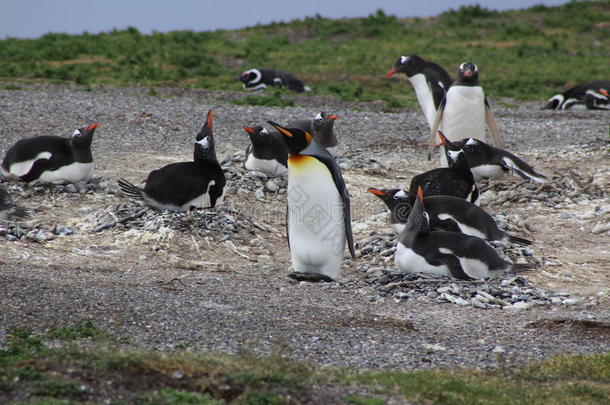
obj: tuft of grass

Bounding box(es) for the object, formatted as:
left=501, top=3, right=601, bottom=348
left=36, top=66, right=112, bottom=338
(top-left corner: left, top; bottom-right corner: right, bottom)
left=231, top=88, right=295, bottom=107
left=45, top=320, right=107, bottom=341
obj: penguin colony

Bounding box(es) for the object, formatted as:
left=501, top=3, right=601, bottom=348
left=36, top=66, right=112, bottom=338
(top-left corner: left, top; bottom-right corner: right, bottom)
left=2, top=54, right=605, bottom=283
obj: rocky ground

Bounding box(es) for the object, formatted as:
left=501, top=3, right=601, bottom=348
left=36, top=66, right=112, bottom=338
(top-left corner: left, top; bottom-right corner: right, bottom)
left=0, top=83, right=609, bottom=371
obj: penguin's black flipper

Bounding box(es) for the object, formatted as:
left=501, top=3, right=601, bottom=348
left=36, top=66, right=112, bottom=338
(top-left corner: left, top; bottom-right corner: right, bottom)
left=484, top=98, right=505, bottom=149
left=117, top=178, right=144, bottom=199
left=433, top=253, right=472, bottom=280
left=429, top=78, right=448, bottom=116
left=300, top=142, right=355, bottom=259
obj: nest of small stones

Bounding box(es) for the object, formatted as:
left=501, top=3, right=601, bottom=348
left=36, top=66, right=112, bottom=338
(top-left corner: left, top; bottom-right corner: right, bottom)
left=90, top=202, right=271, bottom=242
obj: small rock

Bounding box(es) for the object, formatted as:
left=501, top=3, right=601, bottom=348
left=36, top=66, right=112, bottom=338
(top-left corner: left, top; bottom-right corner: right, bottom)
left=265, top=179, right=279, bottom=193
left=492, top=345, right=506, bottom=354
left=591, top=223, right=610, bottom=234
left=562, top=298, right=580, bottom=306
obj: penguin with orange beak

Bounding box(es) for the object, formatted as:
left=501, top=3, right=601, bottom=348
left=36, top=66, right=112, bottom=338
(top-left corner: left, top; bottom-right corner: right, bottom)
left=428, top=62, right=504, bottom=165
left=2, top=122, right=99, bottom=183
left=267, top=121, right=355, bottom=282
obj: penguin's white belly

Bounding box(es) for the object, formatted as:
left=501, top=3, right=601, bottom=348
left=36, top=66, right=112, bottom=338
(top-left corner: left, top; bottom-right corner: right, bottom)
left=4, top=152, right=52, bottom=177
left=38, top=162, right=94, bottom=183
left=245, top=153, right=287, bottom=177
left=287, top=155, right=345, bottom=280
left=395, top=242, right=451, bottom=276
left=409, top=74, right=436, bottom=128
left=471, top=164, right=504, bottom=181
left=442, top=87, right=486, bottom=142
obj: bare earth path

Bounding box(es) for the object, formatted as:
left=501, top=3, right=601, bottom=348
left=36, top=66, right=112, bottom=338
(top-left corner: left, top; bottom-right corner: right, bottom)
left=1, top=84, right=608, bottom=370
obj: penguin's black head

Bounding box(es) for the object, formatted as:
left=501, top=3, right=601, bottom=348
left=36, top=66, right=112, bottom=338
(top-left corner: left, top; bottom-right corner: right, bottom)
left=267, top=121, right=312, bottom=155
left=437, top=130, right=463, bottom=152
left=457, top=62, right=479, bottom=85
left=385, top=54, right=423, bottom=78
left=368, top=188, right=414, bottom=222
left=405, top=187, right=430, bottom=232
left=194, top=110, right=217, bottom=162
left=543, top=94, right=563, bottom=110
left=243, top=126, right=271, bottom=146
left=70, top=122, right=98, bottom=148
left=237, top=69, right=260, bottom=85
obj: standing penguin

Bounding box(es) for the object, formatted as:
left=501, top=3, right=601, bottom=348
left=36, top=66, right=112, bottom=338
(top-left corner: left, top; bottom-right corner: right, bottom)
left=395, top=187, right=525, bottom=280
left=367, top=187, right=532, bottom=245
left=385, top=55, right=452, bottom=129
left=428, top=62, right=504, bottom=164
left=409, top=141, right=479, bottom=204
left=237, top=68, right=311, bottom=93
left=2, top=123, right=98, bottom=183
left=544, top=81, right=610, bottom=110
left=243, top=126, right=288, bottom=177
left=437, top=133, right=547, bottom=182
left=287, top=112, right=338, bottom=151
left=0, top=185, right=30, bottom=221
left=118, top=110, right=225, bottom=211
left=267, top=121, right=355, bottom=282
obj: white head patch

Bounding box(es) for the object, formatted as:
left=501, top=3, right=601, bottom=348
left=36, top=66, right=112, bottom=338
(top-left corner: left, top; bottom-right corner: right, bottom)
left=72, top=129, right=82, bottom=137
left=394, top=190, right=408, bottom=199
left=197, top=136, right=210, bottom=149
left=448, top=150, right=462, bottom=161
left=400, top=56, right=410, bottom=64
left=260, top=128, right=269, bottom=135
left=243, top=68, right=262, bottom=85
left=314, top=112, right=323, bottom=120
left=465, top=138, right=478, bottom=146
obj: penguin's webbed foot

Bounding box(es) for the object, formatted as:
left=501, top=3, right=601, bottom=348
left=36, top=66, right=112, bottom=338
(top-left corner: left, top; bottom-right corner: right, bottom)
left=288, top=272, right=333, bottom=283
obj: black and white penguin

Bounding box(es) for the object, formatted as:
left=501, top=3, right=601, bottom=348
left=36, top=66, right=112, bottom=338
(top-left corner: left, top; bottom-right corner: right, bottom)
left=395, top=187, right=525, bottom=280
left=243, top=126, right=288, bottom=177
left=237, top=68, right=311, bottom=93
left=118, top=110, right=225, bottom=211
left=409, top=144, right=479, bottom=204
left=385, top=55, right=452, bottom=128
left=428, top=62, right=504, bottom=164
left=367, top=187, right=532, bottom=245
left=437, top=132, right=547, bottom=182
left=0, top=185, right=30, bottom=221
left=267, top=120, right=355, bottom=282
left=544, top=81, right=610, bottom=110
left=1, top=123, right=98, bottom=183
left=287, top=112, right=338, bottom=151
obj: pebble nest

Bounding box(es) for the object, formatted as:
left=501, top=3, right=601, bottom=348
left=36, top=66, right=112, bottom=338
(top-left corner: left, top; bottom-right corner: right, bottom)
left=0, top=83, right=608, bottom=372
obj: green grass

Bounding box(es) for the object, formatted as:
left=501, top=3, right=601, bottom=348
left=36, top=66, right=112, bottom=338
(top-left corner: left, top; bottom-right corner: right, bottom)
left=1, top=327, right=610, bottom=404
left=0, top=1, right=608, bottom=105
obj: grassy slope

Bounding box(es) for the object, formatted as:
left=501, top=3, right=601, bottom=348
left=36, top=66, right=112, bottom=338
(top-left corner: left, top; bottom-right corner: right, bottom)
left=1, top=325, right=609, bottom=404
left=0, top=2, right=609, bottom=109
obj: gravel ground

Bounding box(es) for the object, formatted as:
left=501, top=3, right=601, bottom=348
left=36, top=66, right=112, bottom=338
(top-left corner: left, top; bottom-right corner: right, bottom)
left=0, top=83, right=609, bottom=371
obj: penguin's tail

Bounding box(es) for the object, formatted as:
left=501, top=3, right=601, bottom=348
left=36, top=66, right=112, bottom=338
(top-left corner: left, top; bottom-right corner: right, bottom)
left=511, top=263, right=537, bottom=273
left=117, top=178, right=143, bottom=199
left=501, top=155, right=547, bottom=183
left=9, top=205, right=31, bottom=220
left=507, top=235, right=533, bottom=246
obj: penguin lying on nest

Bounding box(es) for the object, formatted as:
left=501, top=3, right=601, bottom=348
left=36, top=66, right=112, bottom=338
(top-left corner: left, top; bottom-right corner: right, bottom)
left=394, top=187, right=533, bottom=280
left=237, top=68, right=311, bottom=93
left=118, top=110, right=226, bottom=211
left=367, top=187, right=532, bottom=245
left=433, top=131, right=547, bottom=183
left=2, top=123, right=98, bottom=183
left=544, top=81, right=610, bottom=110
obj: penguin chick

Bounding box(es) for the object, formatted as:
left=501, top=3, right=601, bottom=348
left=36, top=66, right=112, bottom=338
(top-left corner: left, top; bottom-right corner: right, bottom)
left=287, top=112, right=338, bottom=150
left=0, top=185, right=30, bottom=221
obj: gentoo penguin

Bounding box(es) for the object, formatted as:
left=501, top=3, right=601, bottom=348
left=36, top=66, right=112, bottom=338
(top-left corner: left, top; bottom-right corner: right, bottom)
left=544, top=81, right=610, bottom=110
left=409, top=145, right=479, bottom=203
left=395, top=187, right=523, bottom=280
left=428, top=62, right=504, bottom=164
left=118, top=110, right=225, bottom=211
left=243, top=126, right=288, bottom=177
left=367, top=187, right=532, bottom=245
left=237, top=68, right=311, bottom=93
left=385, top=55, right=452, bottom=129
left=267, top=121, right=355, bottom=282
left=1, top=123, right=98, bottom=183
left=287, top=112, right=338, bottom=151
left=436, top=132, right=547, bottom=183
left=0, top=185, right=30, bottom=221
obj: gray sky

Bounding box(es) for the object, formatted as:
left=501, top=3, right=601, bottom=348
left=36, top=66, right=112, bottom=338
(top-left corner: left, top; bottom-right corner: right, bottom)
left=1, top=0, right=570, bottom=39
